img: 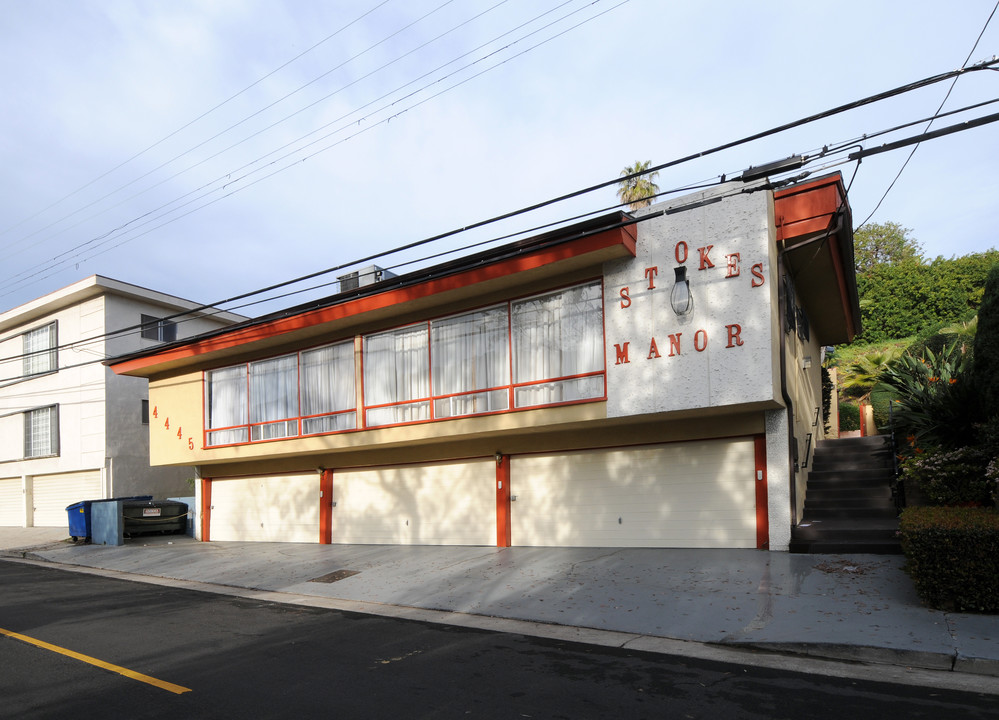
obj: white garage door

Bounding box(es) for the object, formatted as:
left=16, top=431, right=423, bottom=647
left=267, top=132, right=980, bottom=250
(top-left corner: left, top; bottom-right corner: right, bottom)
left=333, top=460, right=494, bottom=545
left=0, top=477, right=23, bottom=526
left=511, top=439, right=757, bottom=548
left=210, top=473, right=319, bottom=543
left=33, top=471, right=103, bottom=527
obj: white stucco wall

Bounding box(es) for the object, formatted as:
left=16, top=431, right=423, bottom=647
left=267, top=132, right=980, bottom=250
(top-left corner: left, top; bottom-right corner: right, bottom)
left=0, top=295, right=107, bottom=473
left=0, top=281, right=242, bottom=524
left=103, top=294, right=237, bottom=499
left=604, top=184, right=780, bottom=417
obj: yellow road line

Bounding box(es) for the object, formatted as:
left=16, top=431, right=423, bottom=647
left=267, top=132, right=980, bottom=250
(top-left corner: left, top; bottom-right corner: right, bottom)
left=0, top=626, right=191, bottom=695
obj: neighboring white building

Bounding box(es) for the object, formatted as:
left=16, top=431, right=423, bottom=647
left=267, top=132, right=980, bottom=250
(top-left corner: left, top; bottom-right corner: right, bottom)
left=0, top=276, right=246, bottom=527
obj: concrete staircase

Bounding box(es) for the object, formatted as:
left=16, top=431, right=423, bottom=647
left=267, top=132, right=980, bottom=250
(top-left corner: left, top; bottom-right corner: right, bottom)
left=789, top=435, right=902, bottom=554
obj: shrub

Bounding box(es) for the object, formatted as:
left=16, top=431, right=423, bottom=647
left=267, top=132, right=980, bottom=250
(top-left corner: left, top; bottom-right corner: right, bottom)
left=878, top=342, right=977, bottom=448
left=900, top=445, right=996, bottom=506
left=869, top=389, right=895, bottom=432
left=821, top=366, right=833, bottom=432
left=899, top=506, right=999, bottom=612
left=974, top=264, right=999, bottom=417
left=838, top=402, right=860, bottom=432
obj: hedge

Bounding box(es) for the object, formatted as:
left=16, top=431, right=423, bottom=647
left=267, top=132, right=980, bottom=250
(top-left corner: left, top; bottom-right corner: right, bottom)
left=838, top=402, right=860, bottom=432
left=898, top=506, right=999, bottom=613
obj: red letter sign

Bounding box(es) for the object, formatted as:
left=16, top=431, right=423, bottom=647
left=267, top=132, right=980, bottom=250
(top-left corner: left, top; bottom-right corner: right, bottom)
left=725, top=253, right=740, bottom=278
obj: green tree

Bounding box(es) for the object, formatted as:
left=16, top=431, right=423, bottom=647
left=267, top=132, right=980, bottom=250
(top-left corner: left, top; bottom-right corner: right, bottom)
left=855, top=250, right=999, bottom=343
left=973, top=264, right=999, bottom=417
left=840, top=347, right=905, bottom=401
left=617, top=161, right=660, bottom=211
left=854, top=221, right=924, bottom=273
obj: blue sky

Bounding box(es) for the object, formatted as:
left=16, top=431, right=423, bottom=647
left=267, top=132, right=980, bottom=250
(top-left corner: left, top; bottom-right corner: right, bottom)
left=1, top=0, right=997, bottom=316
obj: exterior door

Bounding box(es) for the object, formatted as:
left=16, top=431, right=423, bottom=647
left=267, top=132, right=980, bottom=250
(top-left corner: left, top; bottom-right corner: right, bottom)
left=32, top=471, right=103, bottom=527
left=333, top=460, right=494, bottom=545
left=510, top=439, right=757, bottom=548
left=209, top=473, right=319, bottom=542
left=0, top=477, right=22, bottom=526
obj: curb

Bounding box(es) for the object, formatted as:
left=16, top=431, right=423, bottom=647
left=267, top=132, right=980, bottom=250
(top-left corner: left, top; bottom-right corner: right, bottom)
left=4, top=553, right=999, bottom=695
left=723, top=641, right=956, bottom=673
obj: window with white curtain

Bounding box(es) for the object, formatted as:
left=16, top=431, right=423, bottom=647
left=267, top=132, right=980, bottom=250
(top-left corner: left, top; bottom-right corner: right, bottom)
left=249, top=354, right=299, bottom=440
left=202, top=281, right=605, bottom=445
left=24, top=405, right=59, bottom=458
left=363, top=324, right=430, bottom=427
left=511, top=281, right=604, bottom=408
left=23, top=322, right=57, bottom=377
left=301, top=341, right=356, bottom=434
left=205, top=365, right=248, bottom=445
left=431, top=306, right=509, bottom=418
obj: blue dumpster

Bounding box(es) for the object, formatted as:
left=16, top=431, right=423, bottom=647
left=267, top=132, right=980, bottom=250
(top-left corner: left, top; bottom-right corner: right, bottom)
left=66, top=496, right=152, bottom=542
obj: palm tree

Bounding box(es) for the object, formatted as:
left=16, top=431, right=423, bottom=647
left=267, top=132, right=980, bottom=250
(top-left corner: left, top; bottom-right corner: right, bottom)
left=839, top=348, right=906, bottom=403
left=617, top=161, right=660, bottom=211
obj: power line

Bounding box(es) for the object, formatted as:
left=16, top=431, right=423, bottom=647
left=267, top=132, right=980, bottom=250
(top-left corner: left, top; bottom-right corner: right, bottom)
left=0, top=0, right=471, bottom=259
left=5, top=88, right=997, bottom=373
left=0, top=181, right=738, bottom=381
left=0, top=1, right=617, bottom=296
left=856, top=0, right=999, bottom=229
left=4, top=55, right=999, bottom=380
left=0, top=0, right=394, bottom=245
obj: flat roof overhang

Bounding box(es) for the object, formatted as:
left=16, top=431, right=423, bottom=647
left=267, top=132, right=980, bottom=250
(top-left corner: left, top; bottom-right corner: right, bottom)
left=110, top=213, right=637, bottom=377
left=774, top=173, right=861, bottom=345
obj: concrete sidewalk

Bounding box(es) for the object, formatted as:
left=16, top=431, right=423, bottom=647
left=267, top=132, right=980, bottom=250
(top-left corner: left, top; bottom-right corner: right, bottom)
left=2, top=528, right=998, bottom=684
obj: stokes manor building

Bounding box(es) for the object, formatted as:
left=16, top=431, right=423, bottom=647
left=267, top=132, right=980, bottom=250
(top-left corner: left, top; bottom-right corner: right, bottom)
left=109, top=174, right=860, bottom=551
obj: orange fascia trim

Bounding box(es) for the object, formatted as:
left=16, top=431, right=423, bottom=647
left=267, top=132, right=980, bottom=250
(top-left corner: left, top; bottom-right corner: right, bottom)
left=773, top=174, right=856, bottom=337
left=496, top=454, right=511, bottom=548
left=773, top=176, right=843, bottom=243
left=754, top=435, right=769, bottom=550
left=320, top=469, right=333, bottom=544
left=825, top=233, right=856, bottom=339
left=111, top=227, right=636, bottom=375
left=201, top=478, right=212, bottom=543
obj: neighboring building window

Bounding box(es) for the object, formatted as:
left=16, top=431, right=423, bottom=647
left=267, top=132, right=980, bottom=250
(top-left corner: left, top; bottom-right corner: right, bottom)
left=249, top=354, right=299, bottom=441
left=300, top=342, right=356, bottom=435
left=205, top=365, right=248, bottom=446
left=24, top=405, right=59, bottom=458
left=364, top=325, right=430, bottom=427
left=431, top=306, right=510, bottom=419
left=141, top=314, right=178, bottom=342
left=141, top=399, right=149, bottom=424
left=511, top=282, right=604, bottom=408
left=23, top=322, right=57, bottom=377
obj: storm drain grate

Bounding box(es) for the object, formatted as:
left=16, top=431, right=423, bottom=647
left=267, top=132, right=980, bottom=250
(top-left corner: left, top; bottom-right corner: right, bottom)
left=309, top=569, right=360, bottom=583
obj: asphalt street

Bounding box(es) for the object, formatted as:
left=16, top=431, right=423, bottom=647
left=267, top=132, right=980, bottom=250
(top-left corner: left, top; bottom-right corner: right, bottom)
left=1, top=561, right=994, bottom=719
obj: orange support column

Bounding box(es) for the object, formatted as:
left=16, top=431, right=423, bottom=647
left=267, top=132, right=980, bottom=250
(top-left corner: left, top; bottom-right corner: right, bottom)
left=201, top=478, right=212, bottom=543
left=320, top=469, right=334, bottom=544
left=754, top=435, right=769, bottom=549
left=496, top=454, right=511, bottom=547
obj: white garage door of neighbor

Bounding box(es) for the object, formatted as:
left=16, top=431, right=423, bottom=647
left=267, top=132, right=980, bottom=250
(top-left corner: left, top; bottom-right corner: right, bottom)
left=33, top=471, right=103, bottom=527
left=333, top=460, right=495, bottom=545
left=210, top=473, right=319, bottom=543
left=511, top=439, right=757, bottom=548
left=0, top=477, right=23, bottom=526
